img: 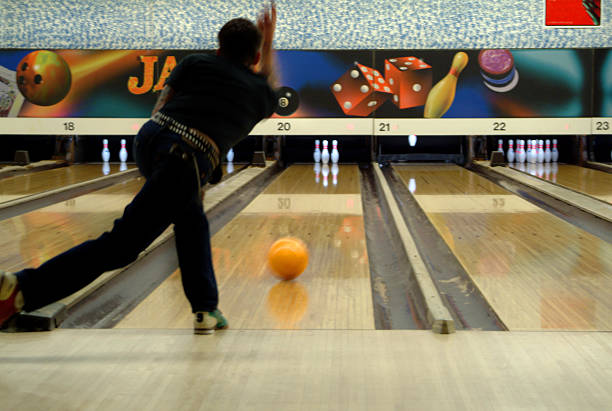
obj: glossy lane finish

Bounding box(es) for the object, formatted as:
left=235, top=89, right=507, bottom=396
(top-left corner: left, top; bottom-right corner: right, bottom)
left=394, top=164, right=612, bottom=331
left=0, top=164, right=135, bottom=204
left=117, top=164, right=375, bottom=330
left=511, top=163, right=612, bottom=203
left=0, top=177, right=145, bottom=273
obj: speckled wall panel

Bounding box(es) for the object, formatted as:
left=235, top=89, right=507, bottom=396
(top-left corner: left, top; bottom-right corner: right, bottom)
left=0, top=0, right=610, bottom=49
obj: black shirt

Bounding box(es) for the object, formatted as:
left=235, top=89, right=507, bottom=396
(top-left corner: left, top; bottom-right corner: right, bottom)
left=161, top=53, right=276, bottom=155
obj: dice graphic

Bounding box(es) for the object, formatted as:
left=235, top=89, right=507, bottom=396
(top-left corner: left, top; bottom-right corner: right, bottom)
left=331, top=62, right=393, bottom=116
left=384, top=57, right=432, bottom=109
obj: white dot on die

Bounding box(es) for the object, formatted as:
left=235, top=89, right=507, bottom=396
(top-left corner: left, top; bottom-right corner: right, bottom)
left=350, top=70, right=359, bottom=79
left=389, top=78, right=394, bottom=85
left=394, top=95, right=399, bottom=102
left=344, top=101, right=352, bottom=109
left=378, top=77, right=385, bottom=84
left=374, top=71, right=380, bottom=76
left=404, top=62, right=412, bottom=66
left=367, top=101, right=377, bottom=107
left=333, top=84, right=342, bottom=92
left=384, top=86, right=390, bottom=92
left=361, top=67, right=369, bottom=73
left=400, top=67, right=407, bottom=71
left=373, top=83, right=380, bottom=89
left=385, top=64, right=390, bottom=71
left=389, top=59, right=397, bottom=62
left=408, top=57, right=415, bottom=60
left=360, top=85, right=369, bottom=93
left=367, top=75, right=373, bottom=81
left=413, top=83, right=422, bottom=92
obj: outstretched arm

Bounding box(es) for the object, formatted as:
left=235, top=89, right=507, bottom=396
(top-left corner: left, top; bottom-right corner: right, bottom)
left=256, top=1, right=277, bottom=87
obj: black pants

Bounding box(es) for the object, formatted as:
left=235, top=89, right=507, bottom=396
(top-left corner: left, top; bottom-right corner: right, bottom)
left=16, top=120, right=219, bottom=313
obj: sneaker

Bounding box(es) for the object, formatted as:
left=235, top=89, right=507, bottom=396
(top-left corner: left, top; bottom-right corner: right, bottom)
left=0, top=271, right=24, bottom=327
left=194, top=309, right=228, bottom=335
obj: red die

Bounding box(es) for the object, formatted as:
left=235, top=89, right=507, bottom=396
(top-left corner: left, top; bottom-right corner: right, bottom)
left=384, top=57, right=432, bottom=109
left=331, top=62, right=392, bottom=116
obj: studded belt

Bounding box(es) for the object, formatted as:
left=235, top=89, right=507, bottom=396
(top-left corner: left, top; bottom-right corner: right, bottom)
left=151, top=111, right=220, bottom=171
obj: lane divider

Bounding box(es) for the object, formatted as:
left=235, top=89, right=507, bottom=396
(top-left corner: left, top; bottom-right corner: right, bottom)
left=373, top=163, right=455, bottom=334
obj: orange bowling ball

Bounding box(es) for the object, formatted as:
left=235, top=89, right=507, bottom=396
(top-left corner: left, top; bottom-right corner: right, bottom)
left=267, top=237, right=309, bottom=281
left=16, top=50, right=72, bottom=106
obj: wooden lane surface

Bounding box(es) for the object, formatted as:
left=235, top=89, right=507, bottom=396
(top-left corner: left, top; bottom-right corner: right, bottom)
left=116, top=164, right=375, bottom=330
left=510, top=163, right=612, bottom=203
left=1, top=329, right=612, bottom=410
left=0, top=164, right=135, bottom=204
left=394, top=164, right=612, bottom=331
left=0, top=177, right=145, bottom=273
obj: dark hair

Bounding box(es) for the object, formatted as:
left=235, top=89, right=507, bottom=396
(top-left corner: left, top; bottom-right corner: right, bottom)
left=218, top=18, right=262, bottom=65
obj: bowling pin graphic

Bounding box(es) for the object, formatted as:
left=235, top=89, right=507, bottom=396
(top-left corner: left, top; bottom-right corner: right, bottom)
left=321, top=140, right=330, bottom=164
left=331, top=163, right=339, bottom=186
left=226, top=148, right=234, bottom=162
left=322, top=164, right=329, bottom=187
left=331, top=140, right=339, bottom=164
left=313, top=140, right=321, bottom=163
left=507, top=139, right=515, bottom=163
left=424, top=52, right=469, bottom=118
left=551, top=139, right=559, bottom=162
left=119, top=139, right=128, bottom=163
left=102, top=139, right=110, bottom=162
left=544, top=139, right=551, bottom=163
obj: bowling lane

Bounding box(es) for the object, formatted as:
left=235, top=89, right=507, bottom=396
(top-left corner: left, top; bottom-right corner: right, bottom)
left=0, top=163, right=135, bottom=204
left=394, top=164, right=612, bottom=331
left=510, top=163, right=612, bottom=203
left=116, top=164, right=375, bottom=330
left=0, top=176, right=145, bottom=273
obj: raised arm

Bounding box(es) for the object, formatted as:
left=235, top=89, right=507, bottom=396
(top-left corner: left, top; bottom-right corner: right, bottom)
left=256, top=1, right=277, bottom=87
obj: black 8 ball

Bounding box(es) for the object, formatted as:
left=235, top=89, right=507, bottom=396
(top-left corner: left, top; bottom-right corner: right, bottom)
left=275, top=86, right=299, bottom=116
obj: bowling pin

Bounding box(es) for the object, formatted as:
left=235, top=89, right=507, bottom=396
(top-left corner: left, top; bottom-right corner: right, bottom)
left=408, top=134, right=417, bottom=147
left=551, top=139, right=559, bottom=162
left=119, top=139, right=128, bottom=163
left=321, top=140, right=330, bottom=164
left=544, top=139, right=551, bottom=163
left=314, top=162, right=321, bottom=183
left=226, top=148, right=234, bottom=162
left=517, top=140, right=526, bottom=164
left=102, top=139, right=110, bottom=162
left=424, top=52, right=469, bottom=118
left=331, top=140, right=339, bottom=164
left=526, top=140, right=532, bottom=163
left=322, top=164, right=329, bottom=187
left=313, top=140, right=321, bottom=163
left=537, top=140, right=544, bottom=163
left=497, top=139, right=504, bottom=156
left=331, top=163, right=339, bottom=185
left=507, top=139, right=515, bottom=163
